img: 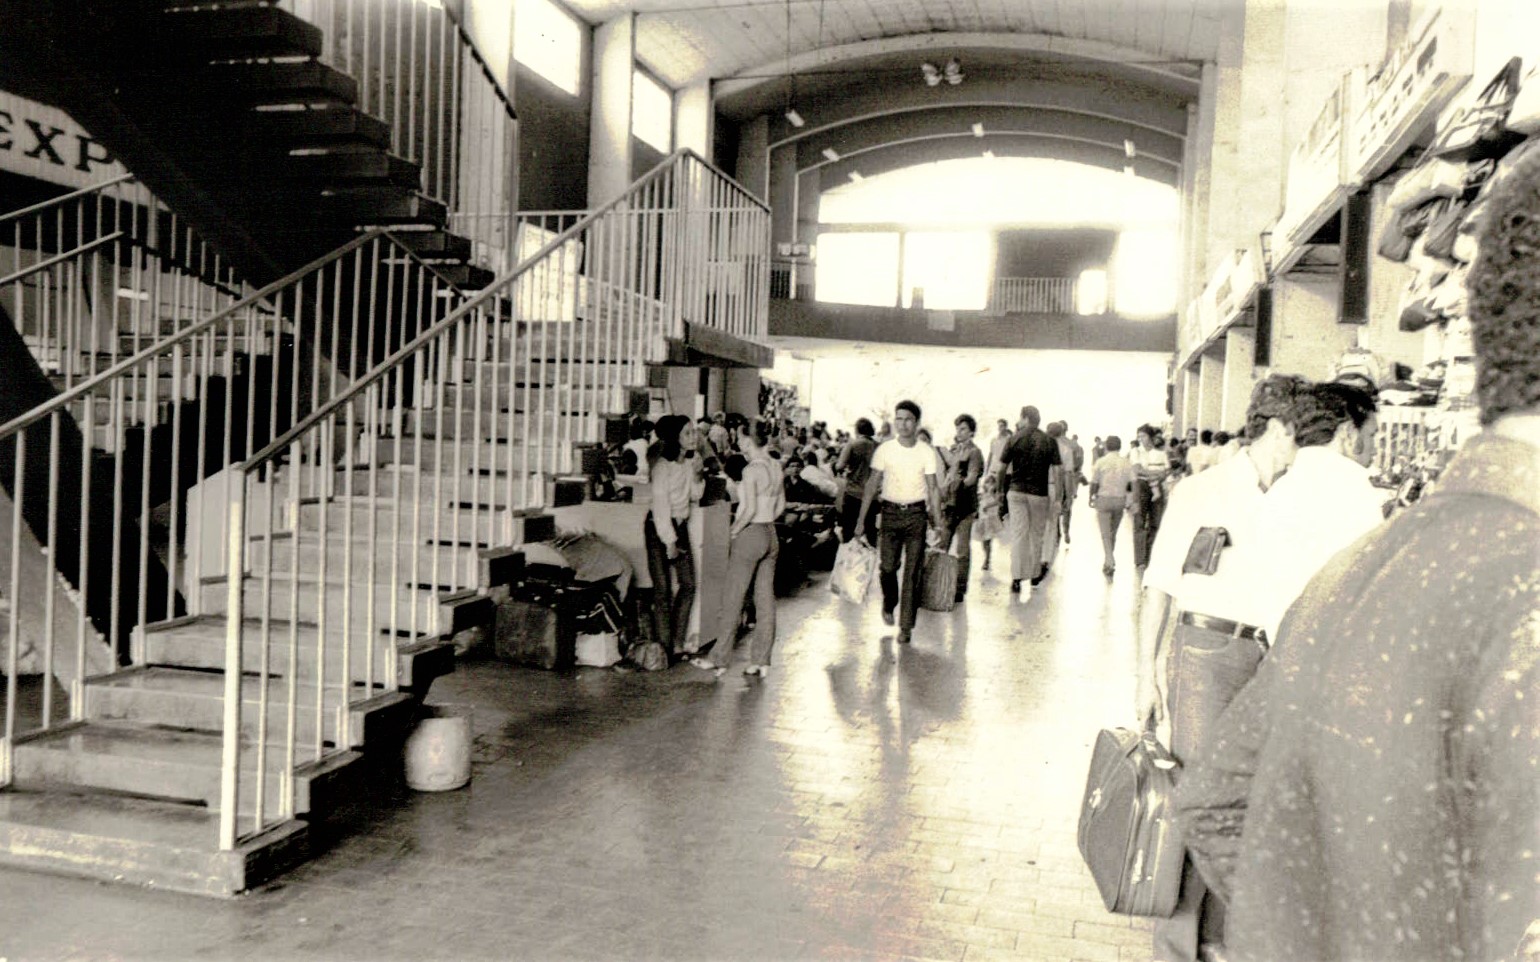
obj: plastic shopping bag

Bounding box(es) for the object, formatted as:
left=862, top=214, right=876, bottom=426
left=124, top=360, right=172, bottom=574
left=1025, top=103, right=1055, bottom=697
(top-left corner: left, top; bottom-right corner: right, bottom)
left=830, top=540, right=877, bottom=604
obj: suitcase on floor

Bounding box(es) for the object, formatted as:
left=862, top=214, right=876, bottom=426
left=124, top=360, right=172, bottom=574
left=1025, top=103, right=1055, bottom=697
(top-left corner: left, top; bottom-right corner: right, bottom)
left=920, top=549, right=957, bottom=611
left=494, top=598, right=577, bottom=670
left=1077, top=721, right=1184, bottom=917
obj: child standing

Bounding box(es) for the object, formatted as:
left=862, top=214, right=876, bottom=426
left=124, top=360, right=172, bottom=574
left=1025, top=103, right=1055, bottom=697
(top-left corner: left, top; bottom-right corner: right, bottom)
left=973, top=474, right=1004, bottom=570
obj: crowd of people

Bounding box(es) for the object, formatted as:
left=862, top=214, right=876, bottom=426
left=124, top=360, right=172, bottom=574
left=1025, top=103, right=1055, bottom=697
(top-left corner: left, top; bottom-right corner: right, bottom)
left=616, top=149, right=1540, bottom=962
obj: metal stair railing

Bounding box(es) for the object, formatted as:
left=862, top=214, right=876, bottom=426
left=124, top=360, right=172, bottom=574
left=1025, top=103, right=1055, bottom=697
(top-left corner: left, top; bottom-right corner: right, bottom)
left=280, top=0, right=517, bottom=227
left=1, top=175, right=261, bottom=397
left=0, top=230, right=463, bottom=789
left=216, top=147, right=768, bottom=848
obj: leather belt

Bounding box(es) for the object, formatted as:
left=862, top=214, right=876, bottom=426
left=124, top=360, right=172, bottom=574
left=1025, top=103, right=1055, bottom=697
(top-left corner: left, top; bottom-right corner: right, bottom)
left=881, top=500, right=927, bottom=511
left=1179, top=611, right=1270, bottom=650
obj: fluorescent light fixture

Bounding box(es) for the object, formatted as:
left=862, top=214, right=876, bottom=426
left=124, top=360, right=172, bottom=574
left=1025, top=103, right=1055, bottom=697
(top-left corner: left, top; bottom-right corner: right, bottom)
left=848, top=171, right=864, bottom=183
left=785, top=108, right=805, bottom=128
left=822, top=147, right=840, bottom=162
left=1124, top=139, right=1137, bottom=159
left=971, top=122, right=985, bottom=138
left=944, top=58, right=964, bottom=85
left=921, top=62, right=941, bottom=86
left=116, top=287, right=150, bottom=301
left=982, top=149, right=995, bottom=159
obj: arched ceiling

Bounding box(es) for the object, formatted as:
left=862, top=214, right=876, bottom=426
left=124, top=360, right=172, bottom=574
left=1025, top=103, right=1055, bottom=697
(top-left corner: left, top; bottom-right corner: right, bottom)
left=558, top=0, right=1224, bottom=91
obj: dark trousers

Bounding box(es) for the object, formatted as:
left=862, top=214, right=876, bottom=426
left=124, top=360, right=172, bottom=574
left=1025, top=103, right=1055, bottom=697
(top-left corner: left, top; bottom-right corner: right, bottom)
left=643, top=513, right=696, bottom=654
left=878, top=502, right=928, bottom=632
left=1155, top=621, right=1266, bottom=961
left=839, top=492, right=877, bottom=545
left=1131, top=479, right=1164, bottom=568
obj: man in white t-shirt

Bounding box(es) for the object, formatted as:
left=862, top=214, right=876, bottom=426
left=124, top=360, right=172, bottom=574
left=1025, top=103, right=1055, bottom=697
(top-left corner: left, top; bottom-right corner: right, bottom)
left=855, top=399, right=942, bottom=645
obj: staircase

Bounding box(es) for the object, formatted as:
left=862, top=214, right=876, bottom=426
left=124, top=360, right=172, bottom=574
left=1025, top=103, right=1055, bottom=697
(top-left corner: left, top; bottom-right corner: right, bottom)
left=0, top=148, right=771, bottom=896
left=0, top=0, right=770, bottom=898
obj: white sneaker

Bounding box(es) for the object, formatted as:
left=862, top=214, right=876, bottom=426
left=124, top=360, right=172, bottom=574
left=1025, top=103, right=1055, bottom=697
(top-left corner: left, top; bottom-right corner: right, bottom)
left=1017, top=582, right=1031, bottom=601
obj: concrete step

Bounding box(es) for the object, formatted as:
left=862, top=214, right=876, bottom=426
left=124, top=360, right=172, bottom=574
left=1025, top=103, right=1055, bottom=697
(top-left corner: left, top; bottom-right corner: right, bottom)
left=293, top=497, right=510, bottom=546
left=11, top=721, right=357, bottom=819
left=441, top=380, right=633, bottom=415
left=84, top=666, right=415, bottom=751
left=244, top=107, right=391, bottom=152
left=200, top=574, right=441, bottom=637
left=246, top=532, right=486, bottom=595
left=133, top=616, right=455, bottom=693
left=398, top=407, right=625, bottom=444
left=373, top=435, right=580, bottom=476
left=0, top=788, right=308, bottom=897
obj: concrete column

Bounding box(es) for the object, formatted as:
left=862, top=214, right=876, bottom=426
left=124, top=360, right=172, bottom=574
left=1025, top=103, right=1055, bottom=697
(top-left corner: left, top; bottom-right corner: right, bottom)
left=735, top=115, right=770, bottom=203
left=1203, top=0, right=1250, bottom=273
left=795, top=166, right=821, bottom=300
left=724, top=368, right=761, bottom=417
left=770, top=147, right=799, bottom=247
left=1185, top=74, right=1217, bottom=313
left=1184, top=366, right=1202, bottom=433
left=1270, top=276, right=1357, bottom=380
left=1197, top=352, right=1225, bottom=433
left=675, top=81, right=712, bottom=160
left=1386, top=0, right=1413, bottom=54
left=1220, top=329, right=1257, bottom=430
left=586, top=14, right=635, bottom=209
left=1170, top=367, right=1189, bottom=434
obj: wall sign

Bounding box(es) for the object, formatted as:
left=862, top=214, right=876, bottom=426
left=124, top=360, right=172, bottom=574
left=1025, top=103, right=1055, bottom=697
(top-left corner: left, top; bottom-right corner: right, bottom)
left=1350, top=6, right=1475, bottom=182
left=1276, top=68, right=1366, bottom=264
left=0, top=93, right=126, bottom=190
left=1182, top=247, right=1262, bottom=368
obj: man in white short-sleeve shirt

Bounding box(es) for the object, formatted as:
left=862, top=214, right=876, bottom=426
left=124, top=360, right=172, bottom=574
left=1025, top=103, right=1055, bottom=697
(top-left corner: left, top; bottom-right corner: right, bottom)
left=855, top=400, right=941, bottom=645
left=1136, top=373, right=1312, bottom=962
left=1246, top=380, right=1387, bottom=641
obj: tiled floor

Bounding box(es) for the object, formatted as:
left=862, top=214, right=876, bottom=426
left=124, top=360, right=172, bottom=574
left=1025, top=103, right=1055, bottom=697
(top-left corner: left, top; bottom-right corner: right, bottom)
left=0, top=506, right=1157, bottom=961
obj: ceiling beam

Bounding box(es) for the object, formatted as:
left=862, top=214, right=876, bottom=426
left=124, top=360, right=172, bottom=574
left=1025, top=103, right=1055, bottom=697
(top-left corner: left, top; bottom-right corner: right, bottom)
left=806, top=133, right=1181, bottom=187
left=714, top=31, right=1203, bottom=99
left=791, top=107, right=1183, bottom=169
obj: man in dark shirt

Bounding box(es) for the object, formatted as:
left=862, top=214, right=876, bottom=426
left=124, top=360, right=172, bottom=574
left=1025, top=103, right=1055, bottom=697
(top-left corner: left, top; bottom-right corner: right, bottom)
left=995, top=405, right=1060, bottom=600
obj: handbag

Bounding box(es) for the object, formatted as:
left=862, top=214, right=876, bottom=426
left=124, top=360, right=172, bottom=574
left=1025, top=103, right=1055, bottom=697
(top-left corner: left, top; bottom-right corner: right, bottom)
left=1507, top=64, right=1540, bottom=135
left=1385, top=157, right=1468, bottom=211
left=920, top=549, right=957, bottom=612
left=1430, top=56, right=1526, bottom=162
left=829, top=539, right=877, bottom=604
left=1077, top=717, right=1185, bottom=917
left=1422, top=196, right=1471, bottom=262
left=1376, top=198, right=1440, bottom=262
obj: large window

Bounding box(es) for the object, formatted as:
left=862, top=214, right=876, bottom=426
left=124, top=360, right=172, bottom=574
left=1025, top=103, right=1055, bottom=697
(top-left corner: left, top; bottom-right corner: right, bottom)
left=632, top=69, right=673, bottom=153
left=814, top=233, right=900, bottom=307
left=1077, top=270, right=1108, bottom=315
left=901, top=231, right=991, bottom=310
left=514, top=0, right=582, bottom=96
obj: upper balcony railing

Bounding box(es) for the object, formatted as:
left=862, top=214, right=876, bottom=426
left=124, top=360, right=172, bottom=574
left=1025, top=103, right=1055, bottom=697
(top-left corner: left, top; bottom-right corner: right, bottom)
left=987, top=276, right=1077, bottom=315
left=280, top=0, right=517, bottom=219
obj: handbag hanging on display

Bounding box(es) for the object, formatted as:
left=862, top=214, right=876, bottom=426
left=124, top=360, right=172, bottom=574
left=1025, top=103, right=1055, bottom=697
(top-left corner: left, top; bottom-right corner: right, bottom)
left=1507, top=64, right=1540, bottom=135
left=1430, top=56, right=1526, bottom=162
left=1377, top=198, right=1441, bottom=263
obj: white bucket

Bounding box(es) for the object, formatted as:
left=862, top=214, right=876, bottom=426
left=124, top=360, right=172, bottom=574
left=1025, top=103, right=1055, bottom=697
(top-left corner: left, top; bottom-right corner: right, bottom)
left=403, top=704, right=472, bottom=792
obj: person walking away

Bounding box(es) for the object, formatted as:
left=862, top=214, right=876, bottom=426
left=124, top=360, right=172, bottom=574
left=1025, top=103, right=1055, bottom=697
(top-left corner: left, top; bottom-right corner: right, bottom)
left=1177, top=150, right=1540, bottom=962
left=1089, top=435, right=1135, bottom=577
left=835, top=418, right=878, bottom=544
left=1092, top=435, right=1106, bottom=463
left=938, top=414, right=984, bottom=602
left=1246, top=380, right=1386, bottom=641
left=693, top=419, right=785, bottom=677
left=1043, top=421, right=1077, bottom=557
left=854, top=400, right=942, bottom=645
left=995, top=405, right=1060, bottom=600
left=986, top=418, right=1013, bottom=476
left=644, top=415, right=704, bottom=659
left=1133, top=374, right=1312, bottom=962
left=1129, top=424, right=1171, bottom=571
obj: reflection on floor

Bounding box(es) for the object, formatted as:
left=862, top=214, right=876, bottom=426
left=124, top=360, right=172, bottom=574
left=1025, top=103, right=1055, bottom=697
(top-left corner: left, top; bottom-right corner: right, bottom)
left=0, top=505, right=1157, bottom=961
